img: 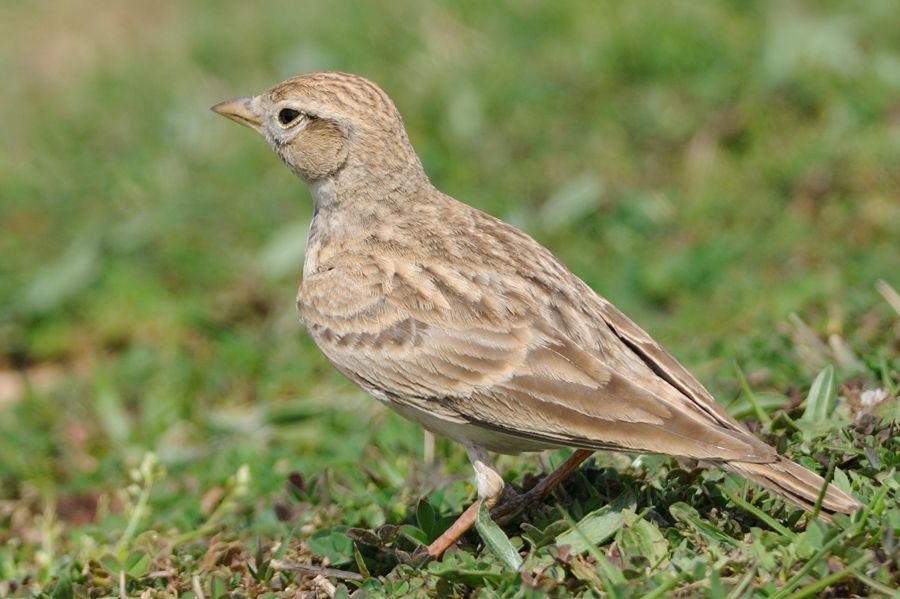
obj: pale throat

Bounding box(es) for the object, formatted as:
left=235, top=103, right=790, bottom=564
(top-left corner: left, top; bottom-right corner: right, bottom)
left=307, top=177, right=337, bottom=212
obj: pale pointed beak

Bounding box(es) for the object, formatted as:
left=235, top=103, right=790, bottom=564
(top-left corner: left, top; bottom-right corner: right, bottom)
left=211, top=96, right=263, bottom=132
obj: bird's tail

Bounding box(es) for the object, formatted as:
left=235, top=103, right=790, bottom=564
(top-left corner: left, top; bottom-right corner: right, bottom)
left=725, top=456, right=861, bottom=521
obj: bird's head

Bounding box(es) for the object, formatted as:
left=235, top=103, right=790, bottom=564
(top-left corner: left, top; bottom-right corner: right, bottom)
left=212, top=72, right=424, bottom=189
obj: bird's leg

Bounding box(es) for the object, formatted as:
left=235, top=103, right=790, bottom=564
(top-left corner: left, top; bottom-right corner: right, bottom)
left=426, top=444, right=504, bottom=558
left=426, top=448, right=593, bottom=557
left=491, top=449, right=594, bottom=525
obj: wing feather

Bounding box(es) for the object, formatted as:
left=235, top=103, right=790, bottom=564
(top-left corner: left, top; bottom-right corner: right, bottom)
left=298, top=250, right=773, bottom=462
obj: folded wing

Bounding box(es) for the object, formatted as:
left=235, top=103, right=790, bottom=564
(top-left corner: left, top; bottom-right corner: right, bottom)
left=299, top=253, right=774, bottom=462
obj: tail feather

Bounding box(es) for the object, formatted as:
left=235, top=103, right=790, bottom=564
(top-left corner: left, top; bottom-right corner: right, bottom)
left=725, top=456, right=861, bottom=521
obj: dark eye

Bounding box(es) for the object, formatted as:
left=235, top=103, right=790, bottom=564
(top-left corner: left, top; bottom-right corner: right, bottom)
left=278, top=108, right=302, bottom=125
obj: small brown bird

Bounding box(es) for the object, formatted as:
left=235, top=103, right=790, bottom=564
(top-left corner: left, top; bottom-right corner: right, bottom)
left=212, top=72, right=860, bottom=556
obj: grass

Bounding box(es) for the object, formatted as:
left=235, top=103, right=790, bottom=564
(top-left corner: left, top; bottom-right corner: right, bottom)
left=1, top=0, right=899, bottom=596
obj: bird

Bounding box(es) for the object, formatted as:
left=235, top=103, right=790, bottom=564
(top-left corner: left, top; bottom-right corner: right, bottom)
left=211, top=71, right=861, bottom=557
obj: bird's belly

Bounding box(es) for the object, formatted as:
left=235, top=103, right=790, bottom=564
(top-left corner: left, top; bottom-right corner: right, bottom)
left=386, top=399, right=554, bottom=455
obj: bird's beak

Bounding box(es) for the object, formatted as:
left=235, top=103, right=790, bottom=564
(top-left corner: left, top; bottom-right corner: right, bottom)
left=211, top=96, right=263, bottom=133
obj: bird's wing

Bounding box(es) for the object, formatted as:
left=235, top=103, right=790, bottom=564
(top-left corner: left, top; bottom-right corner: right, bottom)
left=590, top=297, right=750, bottom=432
left=299, top=253, right=774, bottom=463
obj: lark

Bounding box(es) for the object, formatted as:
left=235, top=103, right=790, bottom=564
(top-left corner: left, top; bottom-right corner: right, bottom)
left=212, top=72, right=860, bottom=556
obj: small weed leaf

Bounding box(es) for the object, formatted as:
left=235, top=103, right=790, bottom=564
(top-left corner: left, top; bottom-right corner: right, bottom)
left=346, top=527, right=383, bottom=548
left=428, top=552, right=506, bottom=586
left=618, top=516, right=668, bottom=566
left=556, top=490, right=636, bottom=554
left=334, top=584, right=351, bottom=599
left=475, top=501, right=523, bottom=571
left=98, top=555, right=122, bottom=577
left=124, top=551, right=149, bottom=579
left=211, top=577, right=227, bottom=599
left=307, top=528, right=354, bottom=565
left=399, top=524, right=428, bottom=546
left=415, top=498, right=437, bottom=540
left=376, top=524, right=402, bottom=546
left=669, top=503, right=740, bottom=548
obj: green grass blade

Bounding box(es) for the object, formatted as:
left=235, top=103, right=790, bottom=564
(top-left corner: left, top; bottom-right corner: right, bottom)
left=475, top=501, right=522, bottom=572
left=802, top=365, right=835, bottom=423
left=734, top=361, right=772, bottom=426
left=727, top=492, right=794, bottom=537
left=783, top=553, right=871, bottom=599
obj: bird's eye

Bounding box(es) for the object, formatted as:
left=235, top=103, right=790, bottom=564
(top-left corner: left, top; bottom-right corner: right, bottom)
left=278, top=108, right=302, bottom=125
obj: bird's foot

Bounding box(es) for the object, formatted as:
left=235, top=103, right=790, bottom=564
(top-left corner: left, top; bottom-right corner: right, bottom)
left=492, top=449, right=595, bottom=525
left=490, top=487, right=542, bottom=525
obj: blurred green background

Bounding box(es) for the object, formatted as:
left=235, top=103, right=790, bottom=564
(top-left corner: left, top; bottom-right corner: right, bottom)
left=1, top=0, right=898, bottom=592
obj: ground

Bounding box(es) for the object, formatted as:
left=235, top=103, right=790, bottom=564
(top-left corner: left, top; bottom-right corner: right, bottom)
left=1, top=1, right=898, bottom=597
